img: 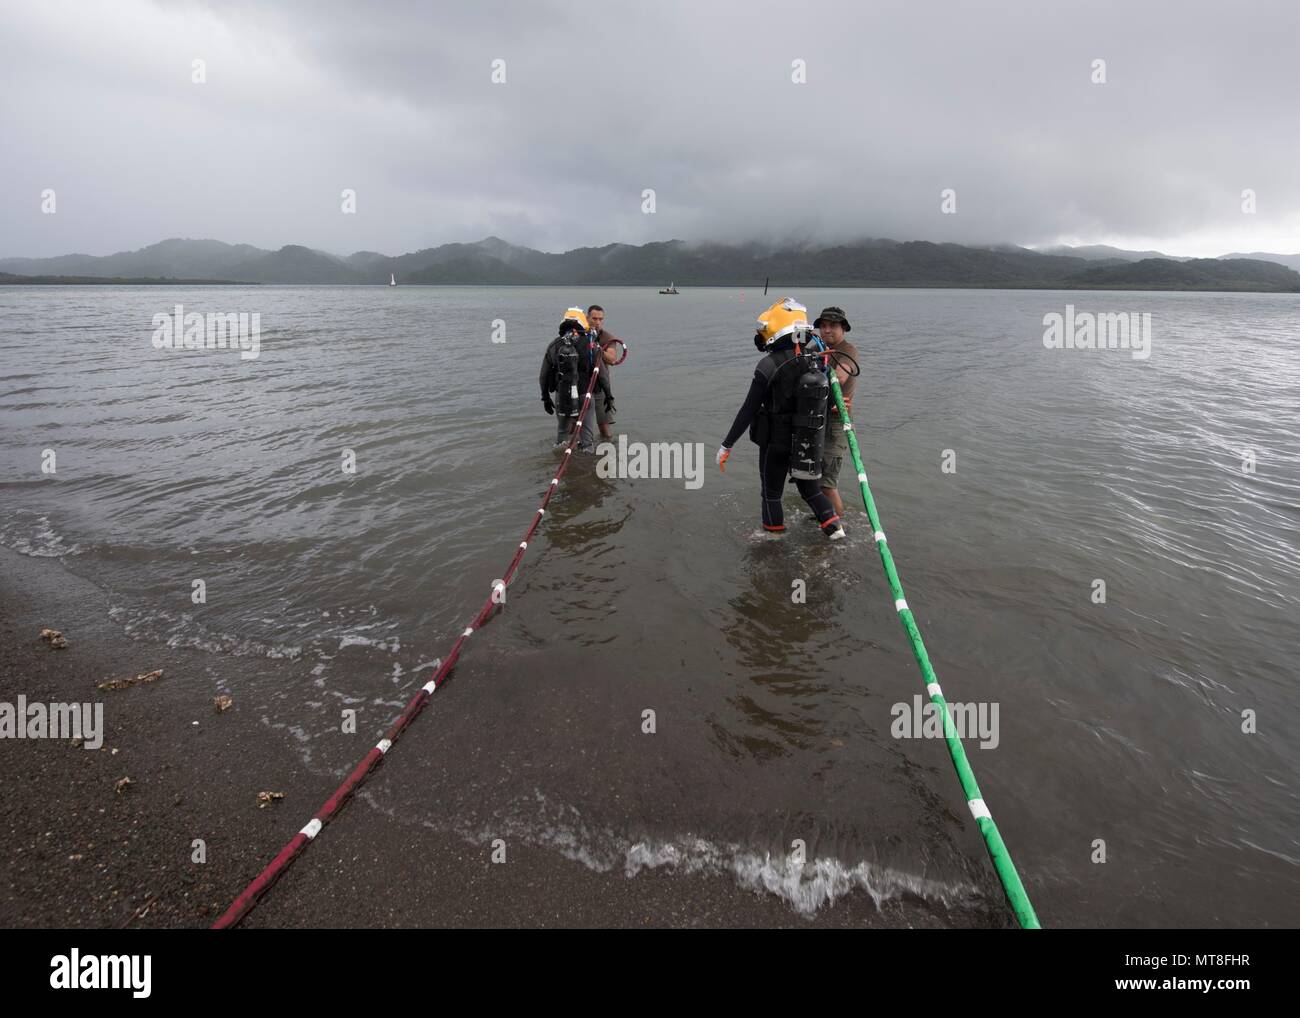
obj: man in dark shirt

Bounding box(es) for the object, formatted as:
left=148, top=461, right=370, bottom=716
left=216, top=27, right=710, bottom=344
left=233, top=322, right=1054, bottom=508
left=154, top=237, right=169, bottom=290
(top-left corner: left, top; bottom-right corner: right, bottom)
left=813, top=306, right=861, bottom=517
left=587, top=305, right=622, bottom=441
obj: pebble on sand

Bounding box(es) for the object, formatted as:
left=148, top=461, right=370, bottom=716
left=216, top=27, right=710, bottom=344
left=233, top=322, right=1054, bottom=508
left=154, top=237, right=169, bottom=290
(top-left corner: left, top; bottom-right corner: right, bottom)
left=39, top=627, right=68, bottom=649
left=98, top=669, right=164, bottom=691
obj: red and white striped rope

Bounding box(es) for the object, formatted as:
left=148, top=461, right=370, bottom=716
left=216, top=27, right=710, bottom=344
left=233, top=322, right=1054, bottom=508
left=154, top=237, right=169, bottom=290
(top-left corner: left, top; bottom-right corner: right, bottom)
left=212, top=361, right=603, bottom=929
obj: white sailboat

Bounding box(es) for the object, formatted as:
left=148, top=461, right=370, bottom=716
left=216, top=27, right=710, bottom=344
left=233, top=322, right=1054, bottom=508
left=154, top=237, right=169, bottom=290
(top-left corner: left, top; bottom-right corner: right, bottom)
left=389, top=273, right=397, bottom=286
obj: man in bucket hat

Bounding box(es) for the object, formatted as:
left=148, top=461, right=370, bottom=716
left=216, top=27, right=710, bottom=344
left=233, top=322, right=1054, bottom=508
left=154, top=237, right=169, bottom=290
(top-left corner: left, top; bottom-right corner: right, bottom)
left=812, top=306, right=861, bottom=518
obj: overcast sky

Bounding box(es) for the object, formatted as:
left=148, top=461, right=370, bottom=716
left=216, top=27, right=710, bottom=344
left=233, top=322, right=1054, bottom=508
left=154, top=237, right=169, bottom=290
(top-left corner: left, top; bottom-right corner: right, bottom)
left=2, top=0, right=1298, bottom=258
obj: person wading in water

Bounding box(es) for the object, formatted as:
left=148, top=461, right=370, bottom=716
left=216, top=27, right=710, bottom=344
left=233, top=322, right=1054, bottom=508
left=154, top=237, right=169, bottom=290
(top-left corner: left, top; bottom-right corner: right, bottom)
left=715, top=297, right=845, bottom=540
left=587, top=304, right=623, bottom=442
left=539, top=306, right=610, bottom=454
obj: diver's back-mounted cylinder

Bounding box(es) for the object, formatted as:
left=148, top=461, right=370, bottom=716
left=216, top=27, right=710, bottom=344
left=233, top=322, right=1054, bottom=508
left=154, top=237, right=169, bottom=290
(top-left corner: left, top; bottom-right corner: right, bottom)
left=790, top=357, right=829, bottom=480
left=555, top=337, right=580, bottom=416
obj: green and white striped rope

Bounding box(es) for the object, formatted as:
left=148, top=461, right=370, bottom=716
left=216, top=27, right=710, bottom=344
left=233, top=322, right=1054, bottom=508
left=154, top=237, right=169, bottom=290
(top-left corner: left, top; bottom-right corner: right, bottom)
left=828, top=373, right=1041, bottom=929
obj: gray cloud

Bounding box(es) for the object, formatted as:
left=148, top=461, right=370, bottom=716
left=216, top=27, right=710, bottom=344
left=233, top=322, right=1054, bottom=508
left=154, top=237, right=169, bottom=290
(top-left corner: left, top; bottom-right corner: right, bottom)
left=2, top=0, right=1298, bottom=257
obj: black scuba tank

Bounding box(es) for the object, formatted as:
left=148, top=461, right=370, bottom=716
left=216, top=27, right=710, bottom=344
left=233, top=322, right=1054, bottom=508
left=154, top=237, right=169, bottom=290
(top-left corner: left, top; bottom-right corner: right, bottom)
left=554, top=336, right=580, bottom=416
left=789, top=357, right=829, bottom=480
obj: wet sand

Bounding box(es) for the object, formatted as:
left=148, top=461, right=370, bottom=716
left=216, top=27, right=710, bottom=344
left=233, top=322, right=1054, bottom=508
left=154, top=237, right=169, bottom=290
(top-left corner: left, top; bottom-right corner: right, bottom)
left=0, top=547, right=983, bottom=928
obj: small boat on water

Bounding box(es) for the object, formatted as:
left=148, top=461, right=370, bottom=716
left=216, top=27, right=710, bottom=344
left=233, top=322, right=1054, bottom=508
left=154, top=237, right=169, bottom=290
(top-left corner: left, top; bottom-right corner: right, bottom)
left=390, top=273, right=397, bottom=286
left=659, top=281, right=679, bottom=294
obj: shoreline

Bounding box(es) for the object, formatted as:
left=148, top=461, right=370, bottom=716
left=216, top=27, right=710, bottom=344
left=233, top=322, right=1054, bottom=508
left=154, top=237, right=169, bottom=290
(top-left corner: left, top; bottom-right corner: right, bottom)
left=0, top=547, right=985, bottom=928
left=4, top=281, right=1300, bottom=293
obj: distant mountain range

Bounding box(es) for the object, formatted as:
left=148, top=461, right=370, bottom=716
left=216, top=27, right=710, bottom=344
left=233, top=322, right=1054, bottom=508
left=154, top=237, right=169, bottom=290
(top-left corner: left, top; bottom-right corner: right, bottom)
left=3, top=237, right=1299, bottom=291
left=1039, top=243, right=1300, bottom=273
left=0, top=271, right=246, bottom=285
left=1038, top=244, right=1194, bottom=262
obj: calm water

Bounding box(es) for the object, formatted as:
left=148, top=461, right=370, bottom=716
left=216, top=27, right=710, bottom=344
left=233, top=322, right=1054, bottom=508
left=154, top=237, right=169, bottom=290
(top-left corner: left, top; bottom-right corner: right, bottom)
left=1, top=284, right=1297, bottom=926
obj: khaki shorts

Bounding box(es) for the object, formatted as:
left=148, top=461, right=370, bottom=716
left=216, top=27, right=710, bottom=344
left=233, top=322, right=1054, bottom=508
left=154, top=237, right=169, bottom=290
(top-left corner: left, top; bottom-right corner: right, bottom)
left=820, top=423, right=848, bottom=489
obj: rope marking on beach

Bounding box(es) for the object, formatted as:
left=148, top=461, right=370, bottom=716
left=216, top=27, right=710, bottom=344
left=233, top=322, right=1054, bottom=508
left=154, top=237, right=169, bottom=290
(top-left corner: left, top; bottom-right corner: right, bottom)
left=826, top=364, right=1041, bottom=930
left=212, top=361, right=605, bottom=929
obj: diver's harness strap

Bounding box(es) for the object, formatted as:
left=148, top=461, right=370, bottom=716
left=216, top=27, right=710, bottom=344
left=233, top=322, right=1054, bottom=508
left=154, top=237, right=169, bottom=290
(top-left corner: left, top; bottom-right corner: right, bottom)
left=749, top=348, right=797, bottom=445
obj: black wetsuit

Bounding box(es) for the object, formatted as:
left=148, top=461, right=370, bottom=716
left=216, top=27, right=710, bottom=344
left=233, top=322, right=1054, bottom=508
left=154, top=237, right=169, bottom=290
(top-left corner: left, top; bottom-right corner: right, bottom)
left=540, top=330, right=611, bottom=452
left=722, top=338, right=840, bottom=533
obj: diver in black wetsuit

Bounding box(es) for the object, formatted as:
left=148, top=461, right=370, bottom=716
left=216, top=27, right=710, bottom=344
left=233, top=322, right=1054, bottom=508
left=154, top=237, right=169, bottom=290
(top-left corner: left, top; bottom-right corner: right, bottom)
left=716, top=298, right=845, bottom=539
left=539, top=306, right=610, bottom=454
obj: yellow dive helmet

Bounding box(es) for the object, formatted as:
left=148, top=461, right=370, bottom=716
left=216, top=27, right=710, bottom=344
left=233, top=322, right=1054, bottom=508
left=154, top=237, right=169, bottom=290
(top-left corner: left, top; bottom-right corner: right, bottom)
left=755, top=297, right=812, bottom=348
left=560, top=306, right=590, bottom=334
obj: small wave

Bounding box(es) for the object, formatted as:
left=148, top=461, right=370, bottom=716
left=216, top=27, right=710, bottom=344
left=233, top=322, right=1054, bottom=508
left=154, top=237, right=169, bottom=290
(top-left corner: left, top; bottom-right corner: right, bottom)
left=625, top=836, right=980, bottom=916
left=446, top=792, right=980, bottom=918
left=338, top=633, right=401, bottom=654
left=107, top=604, right=303, bottom=661
left=0, top=513, right=81, bottom=558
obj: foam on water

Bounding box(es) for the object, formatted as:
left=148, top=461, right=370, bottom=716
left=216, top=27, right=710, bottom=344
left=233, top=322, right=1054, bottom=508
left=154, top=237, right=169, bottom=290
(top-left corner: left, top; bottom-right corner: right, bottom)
left=0, top=513, right=82, bottom=558
left=107, top=604, right=305, bottom=661
left=625, top=838, right=980, bottom=916
left=434, top=792, right=981, bottom=918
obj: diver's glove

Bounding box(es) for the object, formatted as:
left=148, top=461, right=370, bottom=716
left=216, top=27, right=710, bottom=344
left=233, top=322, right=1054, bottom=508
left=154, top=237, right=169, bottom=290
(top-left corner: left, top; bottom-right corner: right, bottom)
left=716, top=445, right=731, bottom=472
left=542, top=394, right=555, bottom=415
left=603, top=394, right=615, bottom=414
